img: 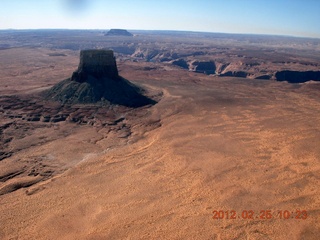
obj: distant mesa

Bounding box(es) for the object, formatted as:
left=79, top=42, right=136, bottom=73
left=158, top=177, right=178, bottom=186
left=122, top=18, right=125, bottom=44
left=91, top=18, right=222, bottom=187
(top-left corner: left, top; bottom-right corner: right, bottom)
left=44, top=49, right=156, bottom=107
left=105, top=29, right=133, bottom=37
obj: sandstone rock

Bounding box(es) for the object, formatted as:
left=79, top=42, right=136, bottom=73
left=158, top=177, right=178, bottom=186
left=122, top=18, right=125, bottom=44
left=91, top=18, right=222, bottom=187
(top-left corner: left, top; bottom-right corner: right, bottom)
left=0, top=151, right=13, bottom=161
left=40, top=116, right=51, bottom=122
left=44, top=49, right=156, bottom=107
left=50, top=114, right=68, bottom=123
left=255, top=75, right=271, bottom=80
left=220, top=71, right=248, bottom=78
left=71, top=50, right=119, bottom=82
left=131, top=48, right=160, bottom=61
left=172, top=59, right=189, bottom=69
left=191, top=61, right=216, bottom=75
left=25, top=115, right=41, bottom=122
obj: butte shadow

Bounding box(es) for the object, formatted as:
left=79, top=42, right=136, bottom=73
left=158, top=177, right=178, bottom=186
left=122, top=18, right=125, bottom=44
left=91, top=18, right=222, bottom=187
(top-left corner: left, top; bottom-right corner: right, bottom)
left=44, top=49, right=156, bottom=107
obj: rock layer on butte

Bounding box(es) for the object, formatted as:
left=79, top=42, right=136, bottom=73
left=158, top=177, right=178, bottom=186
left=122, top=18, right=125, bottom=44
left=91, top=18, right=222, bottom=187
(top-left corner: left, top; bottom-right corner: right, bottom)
left=45, top=49, right=155, bottom=107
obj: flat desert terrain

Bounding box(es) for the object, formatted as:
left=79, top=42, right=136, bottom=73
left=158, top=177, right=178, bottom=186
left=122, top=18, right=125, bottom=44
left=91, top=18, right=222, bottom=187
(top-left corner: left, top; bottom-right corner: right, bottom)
left=0, top=30, right=320, bottom=239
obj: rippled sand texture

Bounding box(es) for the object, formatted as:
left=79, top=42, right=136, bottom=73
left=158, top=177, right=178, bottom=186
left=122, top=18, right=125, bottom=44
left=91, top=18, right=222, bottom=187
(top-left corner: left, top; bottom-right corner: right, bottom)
left=1, top=61, right=319, bottom=240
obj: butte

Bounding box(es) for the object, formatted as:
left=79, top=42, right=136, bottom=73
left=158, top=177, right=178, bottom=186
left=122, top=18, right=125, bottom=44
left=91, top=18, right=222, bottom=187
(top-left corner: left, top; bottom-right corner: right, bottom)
left=44, top=49, right=155, bottom=107
left=105, top=29, right=133, bottom=37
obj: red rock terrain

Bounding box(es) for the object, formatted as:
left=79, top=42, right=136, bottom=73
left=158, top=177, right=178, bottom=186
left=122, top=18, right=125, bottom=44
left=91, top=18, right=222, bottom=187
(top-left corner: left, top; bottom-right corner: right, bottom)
left=0, top=30, right=320, bottom=239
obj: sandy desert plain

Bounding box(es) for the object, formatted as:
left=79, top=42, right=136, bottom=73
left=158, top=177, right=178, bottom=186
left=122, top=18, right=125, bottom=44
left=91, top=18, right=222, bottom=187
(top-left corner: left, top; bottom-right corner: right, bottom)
left=0, top=30, right=320, bottom=239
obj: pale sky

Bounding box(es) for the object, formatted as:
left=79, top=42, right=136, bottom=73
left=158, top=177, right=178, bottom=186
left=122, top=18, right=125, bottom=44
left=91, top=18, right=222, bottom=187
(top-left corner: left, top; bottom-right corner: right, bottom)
left=1, top=0, right=320, bottom=38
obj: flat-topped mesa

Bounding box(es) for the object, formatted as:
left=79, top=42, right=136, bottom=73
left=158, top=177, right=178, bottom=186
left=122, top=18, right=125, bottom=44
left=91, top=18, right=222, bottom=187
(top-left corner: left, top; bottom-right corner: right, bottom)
left=44, top=49, right=157, bottom=107
left=71, top=50, right=119, bottom=82
left=105, top=29, right=133, bottom=36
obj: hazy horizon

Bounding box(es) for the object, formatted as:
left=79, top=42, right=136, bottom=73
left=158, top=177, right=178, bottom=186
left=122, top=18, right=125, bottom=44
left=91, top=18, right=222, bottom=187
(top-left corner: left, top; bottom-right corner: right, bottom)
left=2, top=28, right=320, bottom=40
left=1, top=0, right=320, bottom=39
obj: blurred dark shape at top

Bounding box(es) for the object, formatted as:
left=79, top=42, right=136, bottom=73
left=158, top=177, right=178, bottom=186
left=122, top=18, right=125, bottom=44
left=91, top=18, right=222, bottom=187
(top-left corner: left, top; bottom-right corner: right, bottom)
left=64, top=0, right=90, bottom=14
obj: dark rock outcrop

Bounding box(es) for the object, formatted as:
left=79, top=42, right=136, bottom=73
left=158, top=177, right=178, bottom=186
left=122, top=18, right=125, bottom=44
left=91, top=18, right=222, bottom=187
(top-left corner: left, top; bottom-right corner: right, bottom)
left=143, top=49, right=160, bottom=62
left=131, top=48, right=160, bottom=61
left=172, top=59, right=189, bottom=69
left=218, top=63, right=230, bottom=73
left=191, top=61, right=216, bottom=74
left=71, top=50, right=119, bottom=82
left=275, top=70, right=320, bottom=83
left=255, top=75, right=271, bottom=80
left=44, top=49, right=156, bottom=107
left=220, top=71, right=248, bottom=78
left=105, top=29, right=133, bottom=37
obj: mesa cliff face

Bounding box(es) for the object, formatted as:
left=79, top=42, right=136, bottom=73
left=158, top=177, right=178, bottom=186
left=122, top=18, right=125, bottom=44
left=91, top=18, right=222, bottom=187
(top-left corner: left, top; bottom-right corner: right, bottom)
left=191, top=61, right=216, bottom=75
left=45, top=49, right=155, bottom=107
left=71, top=50, right=119, bottom=82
